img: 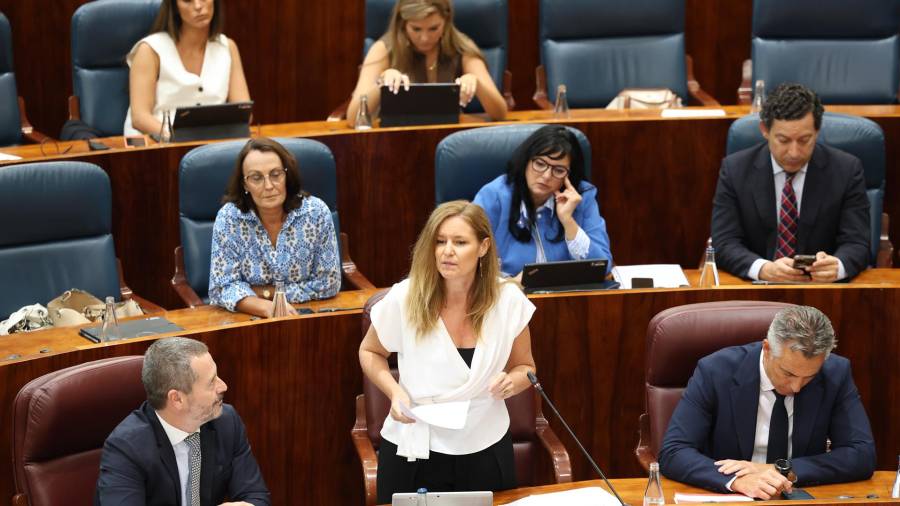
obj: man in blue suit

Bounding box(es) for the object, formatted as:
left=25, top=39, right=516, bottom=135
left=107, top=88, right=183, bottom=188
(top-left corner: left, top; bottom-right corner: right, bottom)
left=659, top=306, right=875, bottom=500
left=96, top=337, right=270, bottom=505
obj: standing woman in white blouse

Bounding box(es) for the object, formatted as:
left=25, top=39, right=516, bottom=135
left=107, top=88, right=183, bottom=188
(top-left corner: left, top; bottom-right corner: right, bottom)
left=124, top=0, right=250, bottom=136
left=359, top=200, right=537, bottom=503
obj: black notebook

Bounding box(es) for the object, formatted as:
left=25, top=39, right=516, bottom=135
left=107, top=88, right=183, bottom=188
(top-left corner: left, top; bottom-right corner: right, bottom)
left=172, top=101, right=253, bottom=142
left=380, top=83, right=460, bottom=127
left=80, top=317, right=184, bottom=343
left=521, top=259, right=618, bottom=294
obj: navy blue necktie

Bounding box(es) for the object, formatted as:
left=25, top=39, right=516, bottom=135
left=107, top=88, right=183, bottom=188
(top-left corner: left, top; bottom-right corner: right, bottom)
left=766, top=393, right=789, bottom=463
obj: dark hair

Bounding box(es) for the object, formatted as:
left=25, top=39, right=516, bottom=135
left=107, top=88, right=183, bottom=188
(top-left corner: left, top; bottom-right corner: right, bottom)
left=760, top=83, right=824, bottom=131
left=223, top=137, right=305, bottom=214
left=150, top=0, right=224, bottom=42
left=505, top=125, right=587, bottom=243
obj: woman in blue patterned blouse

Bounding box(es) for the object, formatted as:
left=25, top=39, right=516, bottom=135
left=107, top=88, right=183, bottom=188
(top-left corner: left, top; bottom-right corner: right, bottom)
left=209, top=137, right=340, bottom=316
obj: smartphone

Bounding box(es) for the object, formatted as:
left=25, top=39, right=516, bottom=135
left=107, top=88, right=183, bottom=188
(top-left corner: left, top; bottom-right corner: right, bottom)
left=124, top=135, right=148, bottom=148
left=782, top=488, right=814, bottom=500
left=792, top=255, right=816, bottom=269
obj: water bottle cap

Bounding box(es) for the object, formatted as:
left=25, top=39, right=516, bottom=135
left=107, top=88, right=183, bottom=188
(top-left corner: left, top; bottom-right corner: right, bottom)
left=417, top=488, right=428, bottom=494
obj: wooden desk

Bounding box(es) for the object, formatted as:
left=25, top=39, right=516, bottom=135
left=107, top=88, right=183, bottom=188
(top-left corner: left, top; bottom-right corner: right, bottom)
left=495, top=471, right=900, bottom=505
left=1, top=277, right=898, bottom=504
left=2, top=106, right=899, bottom=309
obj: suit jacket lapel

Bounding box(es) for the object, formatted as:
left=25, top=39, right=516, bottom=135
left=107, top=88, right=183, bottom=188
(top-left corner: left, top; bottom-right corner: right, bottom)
left=200, top=422, right=218, bottom=506
left=791, top=373, right=823, bottom=458
left=146, top=403, right=183, bottom=506
left=751, top=147, right=778, bottom=257
left=730, top=346, right=762, bottom=459
left=796, top=145, right=827, bottom=254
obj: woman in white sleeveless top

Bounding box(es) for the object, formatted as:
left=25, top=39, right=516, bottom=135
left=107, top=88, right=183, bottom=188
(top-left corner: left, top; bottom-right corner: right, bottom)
left=359, top=200, right=536, bottom=503
left=124, top=0, right=249, bottom=136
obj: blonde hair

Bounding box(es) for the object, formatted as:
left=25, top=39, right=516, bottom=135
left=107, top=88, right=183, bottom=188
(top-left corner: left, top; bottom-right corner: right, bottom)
left=381, top=0, right=486, bottom=74
left=406, top=200, right=502, bottom=339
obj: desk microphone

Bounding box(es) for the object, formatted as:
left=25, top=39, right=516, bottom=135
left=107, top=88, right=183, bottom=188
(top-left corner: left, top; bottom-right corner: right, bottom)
left=527, top=371, right=629, bottom=506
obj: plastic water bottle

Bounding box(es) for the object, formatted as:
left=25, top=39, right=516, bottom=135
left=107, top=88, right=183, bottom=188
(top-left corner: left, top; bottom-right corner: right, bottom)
left=891, top=454, right=899, bottom=498
left=416, top=487, right=428, bottom=506
left=271, top=280, right=291, bottom=318
left=355, top=95, right=373, bottom=130
left=698, top=238, right=720, bottom=288
left=554, top=84, right=570, bottom=118
left=98, top=296, right=121, bottom=342
left=750, top=79, right=765, bottom=114
left=643, top=462, right=665, bottom=506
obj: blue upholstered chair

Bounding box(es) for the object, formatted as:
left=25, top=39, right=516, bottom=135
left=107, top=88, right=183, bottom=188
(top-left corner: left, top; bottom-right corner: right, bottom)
left=329, top=0, right=512, bottom=119
left=171, top=138, right=373, bottom=307
left=535, top=0, right=717, bottom=109
left=726, top=113, right=893, bottom=267
left=69, top=0, right=160, bottom=137
left=434, top=124, right=591, bottom=205
left=0, top=163, right=157, bottom=319
left=739, top=0, right=900, bottom=104
left=0, top=12, right=49, bottom=146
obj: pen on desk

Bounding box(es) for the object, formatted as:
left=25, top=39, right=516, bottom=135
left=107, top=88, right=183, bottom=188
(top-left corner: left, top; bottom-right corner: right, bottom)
left=316, top=306, right=363, bottom=313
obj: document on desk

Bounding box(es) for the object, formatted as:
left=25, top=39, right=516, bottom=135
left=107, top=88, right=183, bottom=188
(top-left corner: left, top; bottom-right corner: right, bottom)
left=502, top=486, right=620, bottom=505
left=612, top=264, right=690, bottom=289
left=661, top=108, right=727, bottom=118
left=401, top=400, right=470, bottom=430
left=673, top=492, right=753, bottom=503
left=0, top=151, right=22, bottom=161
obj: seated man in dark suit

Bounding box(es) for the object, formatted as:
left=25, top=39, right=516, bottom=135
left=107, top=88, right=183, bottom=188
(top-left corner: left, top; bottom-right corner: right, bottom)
left=659, top=306, right=875, bottom=500
left=711, top=83, right=870, bottom=282
left=96, top=337, right=270, bottom=505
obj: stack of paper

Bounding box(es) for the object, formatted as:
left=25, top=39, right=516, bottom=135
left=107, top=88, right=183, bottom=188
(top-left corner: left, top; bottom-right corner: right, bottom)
left=0, top=152, right=22, bottom=161
left=661, top=108, right=727, bottom=118
left=502, top=486, right=621, bottom=505
left=611, top=264, right=690, bottom=289
left=673, top=491, right=753, bottom=503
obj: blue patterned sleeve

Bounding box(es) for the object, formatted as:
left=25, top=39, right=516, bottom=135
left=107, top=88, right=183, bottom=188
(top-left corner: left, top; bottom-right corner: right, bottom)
left=284, top=198, right=341, bottom=302
left=209, top=206, right=256, bottom=312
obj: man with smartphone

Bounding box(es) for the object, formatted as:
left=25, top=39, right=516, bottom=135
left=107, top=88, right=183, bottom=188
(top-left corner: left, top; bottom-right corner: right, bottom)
left=711, top=83, right=870, bottom=282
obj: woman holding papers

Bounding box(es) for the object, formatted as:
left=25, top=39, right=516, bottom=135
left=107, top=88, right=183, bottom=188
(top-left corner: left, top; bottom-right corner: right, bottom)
left=473, top=125, right=613, bottom=279
left=359, top=200, right=536, bottom=502
left=346, top=0, right=507, bottom=126
left=124, top=0, right=250, bottom=136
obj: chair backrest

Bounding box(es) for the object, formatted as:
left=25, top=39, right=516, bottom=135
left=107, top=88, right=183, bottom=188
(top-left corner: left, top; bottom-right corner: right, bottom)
left=644, top=301, right=793, bottom=462
left=538, top=0, right=688, bottom=108
left=364, top=0, right=508, bottom=112
left=71, top=0, right=160, bottom=136
left=0, top=162, right=121, bottom=318
left=359, top=290, right=542, bottom=485
left=0, top=12, right=21, bottom=146
left=12, top=356, right=145, bottom=506
left=178, top=138, right=341, bottom=301
left=434, top=123, right=592, bottom=205
left=751, top=0, right=900, bottom=104
left=726, top=112, right=886, bottom=264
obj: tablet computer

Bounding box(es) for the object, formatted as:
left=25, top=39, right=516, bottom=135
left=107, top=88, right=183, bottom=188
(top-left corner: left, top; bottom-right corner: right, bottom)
left=380, top=83, right=460, bottom=127
left=172, top=101, right=253, bottom=142
left=521, top=259, right=618, bottom=294
left=392, top=491, right=492, bottom=505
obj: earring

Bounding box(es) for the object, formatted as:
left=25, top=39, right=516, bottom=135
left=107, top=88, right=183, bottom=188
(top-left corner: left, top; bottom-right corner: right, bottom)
left=244, top=190, right=249, bottom=195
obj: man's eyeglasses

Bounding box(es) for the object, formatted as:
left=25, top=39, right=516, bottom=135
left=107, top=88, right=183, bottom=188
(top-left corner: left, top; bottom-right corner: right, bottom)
left=244, top=168, right=287, bottom=187
left=530, top=158, right=569, bottom=179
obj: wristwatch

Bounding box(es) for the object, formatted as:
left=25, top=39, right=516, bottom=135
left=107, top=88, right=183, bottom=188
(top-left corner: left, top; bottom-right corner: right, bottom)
left=262, top=289, right=272, bottom=300
left=774, top=458, right=798, bottom=484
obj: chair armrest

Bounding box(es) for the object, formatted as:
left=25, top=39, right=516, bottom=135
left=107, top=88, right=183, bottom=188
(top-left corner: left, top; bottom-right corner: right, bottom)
left=503, top=69, right=516, bottom=110
left=12, top=493, right=28, bottom=506
left=532, top=65, right=553, bottom=111
left=341, top=232, right=376, bottom=290
left=352, top=394, right=379, bottom=506
left=685, top=55, right=720, bottom=107
left=635, top=412, right=655, bottom=472
left=737, top=59, right=752, bottom=105
left=18, top=97, right=52, bottom=144
left=68, top=95, right=81, bottom=121
left=877, top=212, right=894, bottom=268
left=131, top=294, right=166, bottom=315
left=328, top=97, right=351, bottom=122
left=171, top=246, right=206, bottom=308
left=534, top=391, right=572, bottom=483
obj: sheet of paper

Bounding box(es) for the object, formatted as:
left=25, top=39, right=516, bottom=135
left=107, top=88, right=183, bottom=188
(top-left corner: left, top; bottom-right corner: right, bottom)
left=502, top=486, right=621, bottom=506
left=410, top=400, right=470, bottom=429
left=0, top=152, right=22, bottom=161
left=612, top=264, right=690, bottom=289
left=674, top=492, right=753, bottom=503
left=661, top=108, right=727, bottom=118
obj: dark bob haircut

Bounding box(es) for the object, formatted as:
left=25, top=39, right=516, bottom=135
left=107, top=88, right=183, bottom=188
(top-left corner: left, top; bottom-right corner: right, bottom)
left=223, top=137, right=305, bottom=214
left=760, top=83, right=824, bottom=131
left=150, top=0, right=224, bottom=42
left=504, top=125, right=587, bottom=243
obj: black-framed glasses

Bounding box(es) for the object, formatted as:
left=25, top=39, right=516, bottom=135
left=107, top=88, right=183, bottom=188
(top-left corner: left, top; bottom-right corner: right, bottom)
left=243, top=168, right=287, bottom=186
left=530, top=157, right=569, bottom=179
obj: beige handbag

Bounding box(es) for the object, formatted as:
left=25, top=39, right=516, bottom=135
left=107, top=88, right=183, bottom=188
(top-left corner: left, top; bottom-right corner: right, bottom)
left=606, top=88, right=682, bottom=110
left=47, top=289, right=143, bottom=327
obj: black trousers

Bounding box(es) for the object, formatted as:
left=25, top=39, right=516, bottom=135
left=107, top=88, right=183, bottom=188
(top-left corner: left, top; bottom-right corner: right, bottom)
left=376, top=430, right=517, bottom=504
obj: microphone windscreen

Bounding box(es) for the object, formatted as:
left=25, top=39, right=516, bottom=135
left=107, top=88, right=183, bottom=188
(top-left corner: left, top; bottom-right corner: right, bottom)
left=526, top=371, right=538, bottom=385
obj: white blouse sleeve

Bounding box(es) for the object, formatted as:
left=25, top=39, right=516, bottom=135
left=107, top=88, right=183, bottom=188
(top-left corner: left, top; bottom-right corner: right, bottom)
left=499, top=281, right=536, bottom=339
left=369, top=282, right=407, bottom=353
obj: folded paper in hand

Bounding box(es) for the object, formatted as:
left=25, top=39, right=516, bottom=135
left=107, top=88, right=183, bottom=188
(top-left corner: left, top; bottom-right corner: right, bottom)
left=403, top=400, right=470, bottom=430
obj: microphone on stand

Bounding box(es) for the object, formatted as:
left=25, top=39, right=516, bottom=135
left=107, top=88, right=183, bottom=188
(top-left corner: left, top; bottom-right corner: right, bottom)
left=527, top=371, right=629, bottom=506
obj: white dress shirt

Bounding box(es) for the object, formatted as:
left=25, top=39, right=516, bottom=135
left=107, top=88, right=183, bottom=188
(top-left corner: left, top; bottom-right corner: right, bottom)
left=156, top=411, right=195, bottom=506
left=519, top=199, right=590, bottom=263
left=748, top=155, right=846, bottom=280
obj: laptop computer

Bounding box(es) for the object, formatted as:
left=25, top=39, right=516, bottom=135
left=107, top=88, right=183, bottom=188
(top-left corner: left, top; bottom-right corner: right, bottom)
left=172, top=101, right=253, bottom=142
left=392, top=491, right=492, bottom=505
left=521, top=259, right=619, bottom=294
left=380, top=83, right=460, bottom=127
